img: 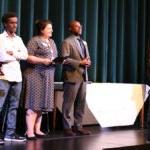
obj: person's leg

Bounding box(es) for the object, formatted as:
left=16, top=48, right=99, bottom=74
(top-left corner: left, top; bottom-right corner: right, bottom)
left=26, top=109, right=37, bottom=138
left=4, top=82, right=21, bottom=138
left=74, top=81, right=86, bottom=128
left=34, top=111, right=45, bottom=135
left=0, top=80, right=9, bottom=144
left=62, top=82, right=79, bottom=129
left=73, top=82, right=91, bottom=135
left=147, top=93, right=150, bottom=140
left=0, top=80, right=10, bottom=113
left=62, top=82, right=79, bottom=136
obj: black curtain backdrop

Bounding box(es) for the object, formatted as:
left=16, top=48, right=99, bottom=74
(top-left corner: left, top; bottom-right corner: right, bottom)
left=0, top=0, right=149, bottom=83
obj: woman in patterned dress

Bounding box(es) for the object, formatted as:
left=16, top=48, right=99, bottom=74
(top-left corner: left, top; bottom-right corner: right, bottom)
left=23, top=19, right=58, bottom=139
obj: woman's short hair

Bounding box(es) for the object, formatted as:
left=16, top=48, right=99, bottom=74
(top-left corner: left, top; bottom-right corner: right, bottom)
left=35, top=19, right=52, bottom=35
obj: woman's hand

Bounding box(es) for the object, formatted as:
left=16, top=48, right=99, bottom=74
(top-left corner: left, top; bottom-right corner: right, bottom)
left=43, top=58, right=52, bottom=65
left=27, top=55, right=52, bottom=65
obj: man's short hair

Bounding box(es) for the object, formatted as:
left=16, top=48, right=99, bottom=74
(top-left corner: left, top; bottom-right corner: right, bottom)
left=1, top=12, right=17, bottom=24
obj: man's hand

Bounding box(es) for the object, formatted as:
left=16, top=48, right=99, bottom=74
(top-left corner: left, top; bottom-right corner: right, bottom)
left=6, top=51, right=13, bottom=56
left=0, top=63, right=4, bottom=75
left=80, top=58, right=91, bottom=67
left=62, top=59, right=69, bottom=64
left=0, top=70, right=4, bottom=75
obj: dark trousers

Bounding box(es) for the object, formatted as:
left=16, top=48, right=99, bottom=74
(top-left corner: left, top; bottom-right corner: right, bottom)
left=0, top=80, right=22, bottom=138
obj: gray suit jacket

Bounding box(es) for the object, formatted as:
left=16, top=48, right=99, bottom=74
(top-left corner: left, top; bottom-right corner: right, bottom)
left=61, top=35, right=90, bottom=83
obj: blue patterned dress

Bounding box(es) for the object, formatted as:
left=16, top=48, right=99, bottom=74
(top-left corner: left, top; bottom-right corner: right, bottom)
left=23, top=36, right=58, bottom=111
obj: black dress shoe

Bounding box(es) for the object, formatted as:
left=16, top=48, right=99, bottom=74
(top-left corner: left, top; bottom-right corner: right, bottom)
left=64, top=129, right=76, bottom=136
left=73, top=128, right=91, bottom=135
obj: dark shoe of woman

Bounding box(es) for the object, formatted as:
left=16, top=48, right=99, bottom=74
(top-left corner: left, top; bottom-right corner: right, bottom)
left=35, top=133, right=49, bottom=138
left=25, top=134, right=36, bottom=140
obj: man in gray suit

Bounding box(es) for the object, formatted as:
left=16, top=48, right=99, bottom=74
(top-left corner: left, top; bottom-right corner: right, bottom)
left=61, top=20, right=91, bottom=136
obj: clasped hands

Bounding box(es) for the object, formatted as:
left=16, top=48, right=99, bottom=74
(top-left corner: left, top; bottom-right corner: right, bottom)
left=62, top=57, right=91, bottom=67
left=80, top=58, right=91, bottom=67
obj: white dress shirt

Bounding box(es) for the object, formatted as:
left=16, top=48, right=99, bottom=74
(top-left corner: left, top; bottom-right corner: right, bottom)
left=0, top=31, right=28, bottom=82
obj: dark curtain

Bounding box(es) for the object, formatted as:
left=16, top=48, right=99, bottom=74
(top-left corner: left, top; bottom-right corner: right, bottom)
left=0, top=0, right=149, bottom=83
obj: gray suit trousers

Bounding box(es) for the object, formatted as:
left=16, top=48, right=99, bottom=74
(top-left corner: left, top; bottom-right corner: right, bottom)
left=62, top=81, right=87, bottom=129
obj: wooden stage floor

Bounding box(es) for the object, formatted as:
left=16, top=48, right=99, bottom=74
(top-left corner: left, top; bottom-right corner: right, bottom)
left=0, top=126, right=149, bottom=150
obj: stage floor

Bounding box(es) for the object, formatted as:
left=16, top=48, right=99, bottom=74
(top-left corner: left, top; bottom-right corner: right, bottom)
left=0, top=126, right=149, bottom=150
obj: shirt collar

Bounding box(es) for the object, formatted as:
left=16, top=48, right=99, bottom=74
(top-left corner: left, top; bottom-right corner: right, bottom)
left=70, top=34, right=80, bottom=40
left=3, top=30, right=17, bottom=38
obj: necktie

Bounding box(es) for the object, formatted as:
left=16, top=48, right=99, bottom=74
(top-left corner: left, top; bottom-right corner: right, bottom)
left=78, top=38, right=87, bottom=58
left=77, top=38, right=88, bottom=81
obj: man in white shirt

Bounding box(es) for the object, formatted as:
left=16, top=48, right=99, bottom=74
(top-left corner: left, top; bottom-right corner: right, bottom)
left=0, top=12, right=28, bottom=143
